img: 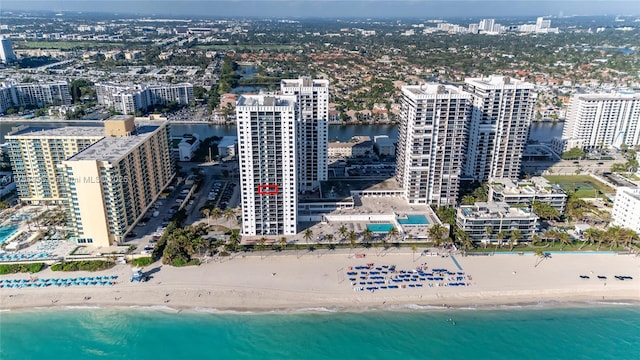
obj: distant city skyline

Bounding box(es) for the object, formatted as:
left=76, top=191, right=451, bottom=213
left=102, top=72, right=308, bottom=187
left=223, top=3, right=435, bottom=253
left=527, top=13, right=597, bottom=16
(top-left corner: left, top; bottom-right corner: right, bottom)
left=2, top=0, right=639, bottom=18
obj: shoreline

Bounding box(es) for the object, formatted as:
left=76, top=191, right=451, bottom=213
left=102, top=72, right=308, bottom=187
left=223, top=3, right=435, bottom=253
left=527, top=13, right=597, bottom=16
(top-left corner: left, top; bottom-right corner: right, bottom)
left=1, top=251, right=638, bottom=313
left=3, top=298, right=639, bottom=315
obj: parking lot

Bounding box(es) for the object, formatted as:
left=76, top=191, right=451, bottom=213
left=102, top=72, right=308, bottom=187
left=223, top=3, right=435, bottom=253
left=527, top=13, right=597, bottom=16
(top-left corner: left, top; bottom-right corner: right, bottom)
left=122, top=178, right=196, bottom=253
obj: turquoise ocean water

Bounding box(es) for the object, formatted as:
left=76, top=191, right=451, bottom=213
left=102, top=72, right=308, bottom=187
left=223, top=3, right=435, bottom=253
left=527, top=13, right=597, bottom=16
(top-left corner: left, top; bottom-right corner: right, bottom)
left=1, top=306, right=639, bottom=360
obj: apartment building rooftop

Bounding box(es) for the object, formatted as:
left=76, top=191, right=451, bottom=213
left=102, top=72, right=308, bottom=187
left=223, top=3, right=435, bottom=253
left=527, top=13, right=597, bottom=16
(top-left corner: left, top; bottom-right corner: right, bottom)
left=281, top=77, right=329, bottom=87
left=66, top=121, right=165, bottom=163
left=6, top=126, right=105, bottom=138
left=459, top=201, right=535, bottom=219
left=402, top=83, right=469, bottom=98
left=465, top=75, right=534, bottom=88
left=491, top=177, right=565, bottom=196
left=237, top=94, right=297, bottom=107
left=573, top=90, right=639, bottom=101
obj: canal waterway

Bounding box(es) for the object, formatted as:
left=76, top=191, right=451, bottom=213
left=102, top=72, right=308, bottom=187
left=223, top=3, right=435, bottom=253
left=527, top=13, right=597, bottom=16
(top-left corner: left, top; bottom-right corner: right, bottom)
left=0, top=120, right=563, bottom=144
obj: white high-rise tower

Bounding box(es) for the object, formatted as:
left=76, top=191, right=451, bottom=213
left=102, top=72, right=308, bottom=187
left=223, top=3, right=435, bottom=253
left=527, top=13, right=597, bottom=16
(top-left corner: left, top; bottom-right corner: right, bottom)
left=561, top=91, right=640, bottom=151
left=0, top=37, right=16, bottom=63
left=464, top=75, right=536, bottom=181
left=236, top=95, right=298, bottom=236
left=280, top=77, right=329, bottom=193
left=395, top=84, right=472, bottom=205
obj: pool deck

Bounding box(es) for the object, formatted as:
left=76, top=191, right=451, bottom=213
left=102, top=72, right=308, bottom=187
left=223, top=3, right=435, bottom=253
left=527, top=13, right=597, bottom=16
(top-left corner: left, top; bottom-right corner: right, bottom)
left=243, top=196, right=442, bottom=244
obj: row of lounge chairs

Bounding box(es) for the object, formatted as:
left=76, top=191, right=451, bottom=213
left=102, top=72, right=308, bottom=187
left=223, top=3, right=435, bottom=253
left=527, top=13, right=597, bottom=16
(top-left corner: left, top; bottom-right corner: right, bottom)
left=348, top=263, right=473, bottom=292
left=0, top=275, right=118, bottom=288
left=0, top=252, right=53, bottom=261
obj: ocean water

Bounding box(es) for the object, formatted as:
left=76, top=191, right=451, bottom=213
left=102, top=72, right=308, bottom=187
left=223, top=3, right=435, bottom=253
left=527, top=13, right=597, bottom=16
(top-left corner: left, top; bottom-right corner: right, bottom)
left=1, top=306, right=639, bottom=360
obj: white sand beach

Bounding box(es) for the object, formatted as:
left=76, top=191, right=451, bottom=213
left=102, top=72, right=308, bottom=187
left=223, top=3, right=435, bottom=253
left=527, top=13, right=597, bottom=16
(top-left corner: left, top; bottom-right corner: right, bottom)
left=1, top=249, right=639, bottom=311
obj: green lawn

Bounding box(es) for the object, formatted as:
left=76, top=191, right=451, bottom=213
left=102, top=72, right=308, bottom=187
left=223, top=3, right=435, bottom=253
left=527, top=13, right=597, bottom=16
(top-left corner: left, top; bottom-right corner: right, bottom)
left=543, top=175, right=615, bottom=197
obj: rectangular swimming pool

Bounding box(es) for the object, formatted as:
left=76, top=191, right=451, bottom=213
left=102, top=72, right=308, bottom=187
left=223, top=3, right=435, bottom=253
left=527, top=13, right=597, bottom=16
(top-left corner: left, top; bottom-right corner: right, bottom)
left=0, top=226, right=19, bottom=245
left=366, top=223, right=395, bottom=233
left=397, top=214, right=430, bottom=225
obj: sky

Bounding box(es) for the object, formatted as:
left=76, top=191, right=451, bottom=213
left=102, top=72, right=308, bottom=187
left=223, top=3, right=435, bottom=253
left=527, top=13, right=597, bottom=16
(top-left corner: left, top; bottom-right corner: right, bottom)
left=2, top=0, right=639, bottom=18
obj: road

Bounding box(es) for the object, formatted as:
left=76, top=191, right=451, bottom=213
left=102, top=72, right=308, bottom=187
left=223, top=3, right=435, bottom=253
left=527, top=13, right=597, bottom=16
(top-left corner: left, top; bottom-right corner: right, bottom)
left=522, top=156, right=624, bottom=176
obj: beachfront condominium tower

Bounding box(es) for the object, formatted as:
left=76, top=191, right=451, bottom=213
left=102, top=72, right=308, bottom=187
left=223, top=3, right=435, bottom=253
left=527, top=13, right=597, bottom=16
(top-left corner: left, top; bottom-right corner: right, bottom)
left=60, top=116, right=174, bottom=247
left=6, top=126, right=105, bottom=204
left=560, top=91, right=640, bottom=151
left=463, top=75, right=536, bottom=181
left=280, top=77, right=329, bottom=193
left=395, top=84, right=471, bottom=206
left=236, top=95, right=298, bottom=236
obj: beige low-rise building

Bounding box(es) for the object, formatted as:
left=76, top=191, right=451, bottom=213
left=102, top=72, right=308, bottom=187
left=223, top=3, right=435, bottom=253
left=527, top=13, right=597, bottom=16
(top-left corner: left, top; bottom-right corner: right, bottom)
left=328, top=136, right=373, bottom=158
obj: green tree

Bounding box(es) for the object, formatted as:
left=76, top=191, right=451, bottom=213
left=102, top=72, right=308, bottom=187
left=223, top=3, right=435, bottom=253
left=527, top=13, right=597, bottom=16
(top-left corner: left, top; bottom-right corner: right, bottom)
left=561, top=147, right=585, bottom=160
left=387, top=227, right=399, bottom=243
left=461, top=195, right=476, bottom=205
left=484, top=226, right=493, bottom=245
left=362, top=228, right=374, bottom=244
left=531, top=201, right=560, bottom=220
left=201, top=208, right=211, bottom=225
left=580, top=227, right=602, bottom=249
left=428, top=224, right=448, bottom=245
left=278, top=237, right=287, bottom=251
left=496, top=230, right=507, bottom=250
left=558, top=231, right=572, bottom=250
left=509, top=229, right=522, bottom=251
left=211, top=208, right=222, bottom=222
left=303, top=229, right=313, bottom=244
left=339, top=225, right=348, bottom=242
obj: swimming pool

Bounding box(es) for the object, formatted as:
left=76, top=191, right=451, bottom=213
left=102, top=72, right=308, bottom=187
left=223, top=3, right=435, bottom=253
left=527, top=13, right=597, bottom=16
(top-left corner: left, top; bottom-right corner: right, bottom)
left=397, top=215, right=430, bottom=225
left=366, top=223, right=395, bottom=233
left=0, top=226, right=19, bottom=245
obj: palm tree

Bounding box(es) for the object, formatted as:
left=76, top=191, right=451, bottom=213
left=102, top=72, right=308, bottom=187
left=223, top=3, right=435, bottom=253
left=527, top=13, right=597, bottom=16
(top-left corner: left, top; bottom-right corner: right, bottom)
left=338, top=225, right=348, bottom=242
left=531, top=234, right=541, bottom=246
left=211, top=207, right=222, bottom=223
left=580, top=228, right=600, bottom=249
left=387, top=227, right=399, bottom=243
left=484, top=226, right=493, bottom=246
left=496, top=230, right=507, bottom=250
left=542, top=228, right=561, bottom=247
left=348, top=231, right=357, bottom=256
left=325, top=234, right=334, bottom=244
left=303, top=229, right=313, bottom=244
left=411, top=245, right=418, bottom=262
left=428, top=224, right=447, bottom=246
left=227, top=229, right=240, bottom=253
left=278, top=237, right=287, bottom=251
left=509, top=229, right=522, bottom=251
left=223, top=208, right=235, bottom=222
left=558, top=232, right=572, bottom=250
left=534, top=249, right=547, bottom=267
left=461, top=195, right=476, bottom=205
left=619, top=228, right=638, bottom=252
left=362, top=228, right=373, bottom=245
left=257, top=237, right=266, bottom=258
left=201, top=208, right=211, bottom=225
left=461, top=236, right=475, bottom=252
left=606, top=225, right=623, bottom=250
left=454, top=229, right=472, bottom=251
